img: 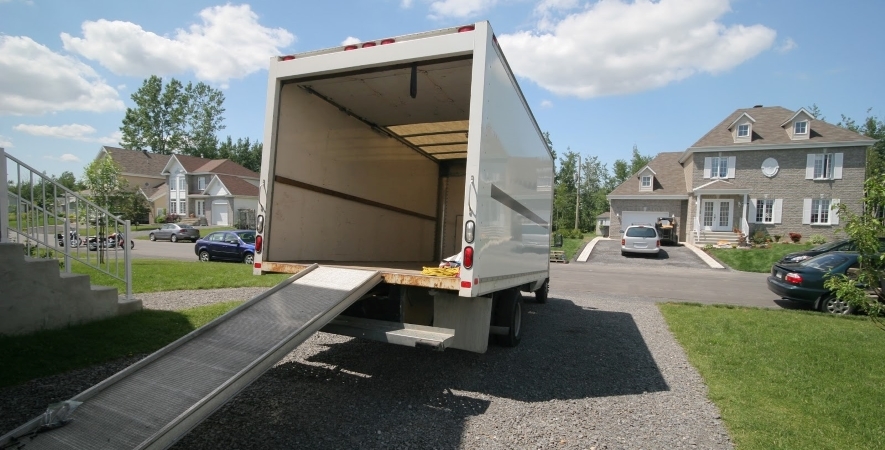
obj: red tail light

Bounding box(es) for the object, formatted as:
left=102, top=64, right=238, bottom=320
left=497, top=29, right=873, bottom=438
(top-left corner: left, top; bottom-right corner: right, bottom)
left=281, top=55, right=295, bottom=61
left=361, top=42, right=376, bottom=48
left=621, top=239, right=625, bottom=245
left=380, top=38, right=395, bottom=45
left=463, top=246, right=474, bottom=269
left=255, top=235, right=263, bottom=254
left=657, top=240, right=660, bottom=247
left=344, top=45, right=358, bottom=51
left=458, top=25, right=475, bottom=32
left=785, top=273, right=802, bottom=285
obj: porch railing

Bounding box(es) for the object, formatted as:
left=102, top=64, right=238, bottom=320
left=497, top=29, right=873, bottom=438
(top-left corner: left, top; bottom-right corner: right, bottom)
left=1, top=148, right=132, bottom=300
left=693, top=216, right=701, bottom=244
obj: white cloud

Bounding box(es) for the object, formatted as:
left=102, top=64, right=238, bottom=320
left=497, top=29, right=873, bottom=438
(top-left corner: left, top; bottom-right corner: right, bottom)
left=0, top=36, right=123, bottom=115
left=776, top=37, right=797, bottom=53
left=60, top=4, right=295, bottom=86
left=428, top=0, right=500, bottom=19
left=401, top=0, right=414, bottom=7
left=540, top=99, right=553, bottom=108
left=0, top=134, right=13, bottom=148
left=14, top=123, right=120, bottom=145
left=341, top=36, right=361, bottom=46
left=498, top=0, right=777, bottom=98
left=42, top=153, right=81, bottom=163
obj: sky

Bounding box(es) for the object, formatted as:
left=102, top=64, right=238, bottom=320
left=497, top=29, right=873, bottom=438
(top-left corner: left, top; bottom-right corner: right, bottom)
left=1, top=0, right=883, bottom=179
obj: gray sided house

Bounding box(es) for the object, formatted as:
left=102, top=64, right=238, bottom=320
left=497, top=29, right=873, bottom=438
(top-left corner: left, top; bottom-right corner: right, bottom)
left=161, top=155, right=259, bottom=226
left=608, top=106, right=876, bottom=245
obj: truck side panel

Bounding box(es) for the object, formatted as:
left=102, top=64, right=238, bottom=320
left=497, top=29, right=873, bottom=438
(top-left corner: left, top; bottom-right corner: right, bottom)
left=267, top=84, right=438, bottom=262
left=460, top=27, right=553, bottom=297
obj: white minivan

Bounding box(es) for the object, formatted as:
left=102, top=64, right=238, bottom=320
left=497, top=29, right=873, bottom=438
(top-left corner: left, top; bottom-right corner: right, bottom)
left=621, top=225, right=660, bottom=256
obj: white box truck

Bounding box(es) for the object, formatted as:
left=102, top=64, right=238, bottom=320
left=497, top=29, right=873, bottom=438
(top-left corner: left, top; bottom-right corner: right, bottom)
left=254, top=21, right=553, bottom=353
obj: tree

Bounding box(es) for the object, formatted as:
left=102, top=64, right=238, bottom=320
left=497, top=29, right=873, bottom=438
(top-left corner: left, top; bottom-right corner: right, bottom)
left=83, top=157, right=127, bottom=210
left=218, top=136, right=263, bottom=173
left=825, top=172, right=885, bottom=329
left=806, top=103, right=825, bottom=121
left=53, top=171, right=81, bottom=192
left=837, top=108, right=885, bottom=176
left=610, top=145, right=653, bottom=188
left=121, top=76, right=225, bottom=157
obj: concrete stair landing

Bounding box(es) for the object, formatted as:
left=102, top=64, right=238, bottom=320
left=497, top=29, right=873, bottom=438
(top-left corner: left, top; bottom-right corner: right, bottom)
left=0, top=243, right=142, bottom=336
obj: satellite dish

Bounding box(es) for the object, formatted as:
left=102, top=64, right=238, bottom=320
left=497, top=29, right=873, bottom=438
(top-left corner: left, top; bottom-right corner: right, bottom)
left=761, top=158, right=779, bottom=178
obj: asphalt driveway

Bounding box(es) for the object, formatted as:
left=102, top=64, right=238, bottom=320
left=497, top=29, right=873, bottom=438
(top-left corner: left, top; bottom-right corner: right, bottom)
left=585, top=239, right=714, bottom=270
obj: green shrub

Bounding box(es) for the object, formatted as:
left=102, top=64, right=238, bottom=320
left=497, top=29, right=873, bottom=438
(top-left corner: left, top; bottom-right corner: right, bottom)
left=809, top=234, right=826, bottom=245
left=156, top=216, right=166, bottom=224
left=751, top=230, right=770, bottom=245
left=773, top=234, right=782, bottom=242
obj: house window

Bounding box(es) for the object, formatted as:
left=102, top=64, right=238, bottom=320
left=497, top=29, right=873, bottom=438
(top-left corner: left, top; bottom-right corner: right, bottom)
left=755, top=199, right=775, bottom=223
left=198, top=177, right=206, bottom=190
left=640, top=175, right=651, bottom=190
left=169, top=202, right=177, bottom=214
left=196, top=200, right=205, bottom=216
left=794, top=121, right=808, bottom=135
left=179, top=200, right=186, bottom=215
left=737, top=124, right=749, bottom=137
left=813, top=154, right=833, bottom=179
left=811, top=199, right=830, bottom=224
left=178, top=177, right=187, bottom=191
left=711, top=157, right=728, bottom=178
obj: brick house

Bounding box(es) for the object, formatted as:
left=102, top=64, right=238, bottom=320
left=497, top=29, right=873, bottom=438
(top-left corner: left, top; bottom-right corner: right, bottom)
left=607, top=106, right=876, bottom=244
left=97, top=146, right=171, bottom=223
left=160, top=154, right=259, bottom=226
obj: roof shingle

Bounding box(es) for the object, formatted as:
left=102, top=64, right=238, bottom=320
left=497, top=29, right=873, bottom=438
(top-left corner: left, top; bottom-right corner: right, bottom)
left=102, top=147, right=170, bottom=177
left=608, top=152, right=687, bottom=196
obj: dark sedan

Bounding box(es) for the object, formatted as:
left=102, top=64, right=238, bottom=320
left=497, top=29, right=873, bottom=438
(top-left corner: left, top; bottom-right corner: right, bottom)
left=149, top=223, right=200, bottom=243
left=767, top=251, right=859, bottom=314
left=779, top=237, right=885, bottom=264
left=194, top=230, right=256, bottom=264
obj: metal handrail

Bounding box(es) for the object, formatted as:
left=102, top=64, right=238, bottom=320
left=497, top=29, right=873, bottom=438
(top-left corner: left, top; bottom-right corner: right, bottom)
left=693, top=216, right=701, bottom=244
left=2, top=148, right=132, bottom=300
left=741, top=217, right=749, bottom=237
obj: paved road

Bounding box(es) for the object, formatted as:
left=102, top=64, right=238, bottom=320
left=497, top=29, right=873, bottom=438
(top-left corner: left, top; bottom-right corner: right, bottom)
left=132, top=238, right=199, bottom=261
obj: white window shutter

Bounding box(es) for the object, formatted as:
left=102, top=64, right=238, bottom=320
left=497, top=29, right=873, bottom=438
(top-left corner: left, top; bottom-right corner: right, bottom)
left=773, top=199, right=783, bottom=224
left=727, top=156, right=736, bottom=178
left=830, top=199, right=840, bottom=224
left=802, top=198, right=812, bottom=224
left=748, top=198, right=757, bottom=223
left=805, top=154, right=815, bottom=179
left=703, top=157, right=712, bottom=179
left=833, top=153, right=843, bottom=179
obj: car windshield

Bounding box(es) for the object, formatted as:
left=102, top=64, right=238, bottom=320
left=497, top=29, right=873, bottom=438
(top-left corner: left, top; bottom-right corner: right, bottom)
left=800, top=253, right=849, bottom=271
left=236, top=231, right=256, bottom=243
left=625, top=227, right=656, bottom=238
left=810, top=240, right=848, bottom=252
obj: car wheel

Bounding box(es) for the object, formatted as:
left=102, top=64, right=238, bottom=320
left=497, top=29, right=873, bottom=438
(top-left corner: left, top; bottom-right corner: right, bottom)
left=171, top=235, right=178, bottom=243
left=494, top=288, right=522, bottom=347
left=199, top=250, right=211, bottom=262
left=149, top=233, right=156, bottom=241
left=244, top=253, right=254, bottom=265
left=819, top=294, right=855, bottom=315
left=534, top=279, right=548, bottom=304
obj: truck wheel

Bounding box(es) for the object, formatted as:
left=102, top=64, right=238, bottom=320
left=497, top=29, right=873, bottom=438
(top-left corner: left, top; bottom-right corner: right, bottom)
left=494, top=288, right=522, bottom=347
left=534, top=279, right=548, bottom=303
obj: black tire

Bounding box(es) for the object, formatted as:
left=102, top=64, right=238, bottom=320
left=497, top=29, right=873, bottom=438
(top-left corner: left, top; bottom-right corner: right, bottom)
left=244, top=253, right=254, bottom=265
left=199, top=250, right=211, bottom=262
left=819, top=294, right=855, bottom=315
left=494, top=288, right=523, bottom=347
left=149, top=233, right=156, bottom=241
left=171, top=234, right=178, bottom=243
left=534, top=279, right=548, bottom=303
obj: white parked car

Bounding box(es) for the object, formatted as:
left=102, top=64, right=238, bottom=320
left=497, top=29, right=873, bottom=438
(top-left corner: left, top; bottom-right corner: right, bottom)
left=621, top=225, right=660, bottom=256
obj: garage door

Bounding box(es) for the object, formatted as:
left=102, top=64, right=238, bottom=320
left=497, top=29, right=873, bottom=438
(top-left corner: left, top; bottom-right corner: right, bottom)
left=620, top=211, right=669, bottom=234
left=212, top=201, right=229, bottom=226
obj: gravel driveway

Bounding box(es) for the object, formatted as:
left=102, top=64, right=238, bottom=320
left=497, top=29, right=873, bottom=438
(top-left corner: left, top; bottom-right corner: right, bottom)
left=586, top=239, right=713, bottom=270
left=0, top=286, right=732, bottom=449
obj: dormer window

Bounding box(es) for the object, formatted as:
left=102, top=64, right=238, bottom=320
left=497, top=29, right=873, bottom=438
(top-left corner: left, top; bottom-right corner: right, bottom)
left=794, top=121, right=808, bottom=135
left=737, top=124, right=749, bottom=137
left=782, top=108, right=814, bottom=140
left=640, top=175, right=652, bottom=191
left=729, top=112, right=755, bottom=143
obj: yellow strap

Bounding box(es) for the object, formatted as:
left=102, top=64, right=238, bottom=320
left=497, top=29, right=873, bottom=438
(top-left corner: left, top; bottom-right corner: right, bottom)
left=421, top=267, right=460, bottom=277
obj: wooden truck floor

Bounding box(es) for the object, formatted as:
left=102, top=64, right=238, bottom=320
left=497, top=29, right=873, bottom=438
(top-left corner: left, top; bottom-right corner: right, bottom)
left=262, top=261, right=461, bottom=291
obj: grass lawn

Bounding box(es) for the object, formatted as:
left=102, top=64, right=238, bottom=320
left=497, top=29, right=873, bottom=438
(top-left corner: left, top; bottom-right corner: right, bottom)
left=707, top=243, right=815, bottom=272
left=0, top=301, right=242, bottom=388
left=70, top=259, right=290, bottom=293
left=660, top=303, right=885, bottom=450
left=559, top=233, right=596, bottom=260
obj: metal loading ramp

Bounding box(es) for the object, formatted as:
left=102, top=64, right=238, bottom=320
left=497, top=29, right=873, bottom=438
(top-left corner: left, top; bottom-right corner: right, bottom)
left=1, top=265, right=381, bottom=450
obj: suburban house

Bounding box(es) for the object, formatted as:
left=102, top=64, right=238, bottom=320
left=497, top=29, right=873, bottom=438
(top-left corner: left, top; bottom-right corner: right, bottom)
left=94, top=147, right=260, bottom=226
left=92, top=146, right=171, bottom=223
left=607, top=106, right=877, bottom=244
left=160, top=154, right=259, bottom=226
left=595, top=211, right=610, bottom=237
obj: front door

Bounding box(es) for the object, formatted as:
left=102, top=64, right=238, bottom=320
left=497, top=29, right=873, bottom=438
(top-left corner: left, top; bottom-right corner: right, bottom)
left=702, top=200, right=733, bottom=232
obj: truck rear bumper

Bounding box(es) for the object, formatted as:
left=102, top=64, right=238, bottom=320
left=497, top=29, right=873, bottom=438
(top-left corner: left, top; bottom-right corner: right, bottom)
left=261, top=261, right=461, bottom=290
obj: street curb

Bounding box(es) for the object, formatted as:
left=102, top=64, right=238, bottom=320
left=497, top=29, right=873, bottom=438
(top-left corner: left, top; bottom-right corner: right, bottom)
left=683, top=243, right=726, bottom=269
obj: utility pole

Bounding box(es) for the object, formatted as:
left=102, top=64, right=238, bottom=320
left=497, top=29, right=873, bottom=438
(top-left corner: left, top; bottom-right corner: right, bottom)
left=574, top=153, right=581, bottom=230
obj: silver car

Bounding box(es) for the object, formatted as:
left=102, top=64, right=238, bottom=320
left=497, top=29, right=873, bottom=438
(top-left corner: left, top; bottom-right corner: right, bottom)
left=149, top=223, right=201, bottom=243
left=621, top=225, right=660, bottom=256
